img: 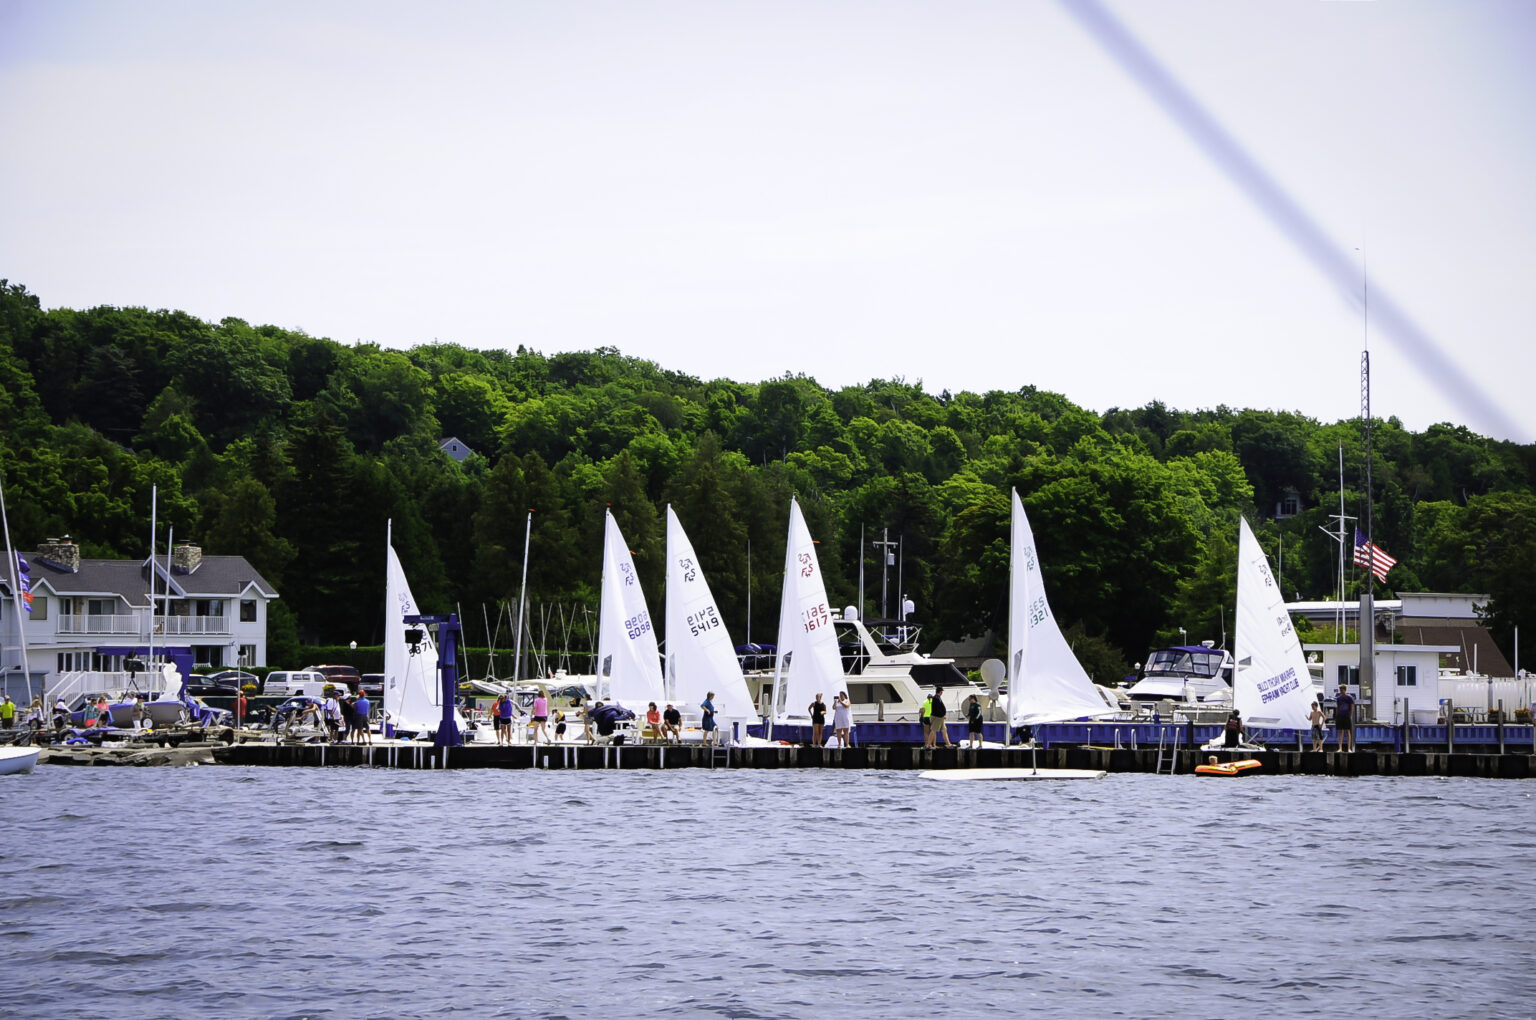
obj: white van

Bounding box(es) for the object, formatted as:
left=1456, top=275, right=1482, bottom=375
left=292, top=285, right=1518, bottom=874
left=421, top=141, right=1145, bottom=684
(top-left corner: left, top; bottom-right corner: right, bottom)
left=262, top=670, right=335, bottom=698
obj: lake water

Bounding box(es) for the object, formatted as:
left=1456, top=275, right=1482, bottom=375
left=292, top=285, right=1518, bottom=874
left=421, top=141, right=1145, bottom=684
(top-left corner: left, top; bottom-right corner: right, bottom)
left=2, top=766, right=1532, bottom=1018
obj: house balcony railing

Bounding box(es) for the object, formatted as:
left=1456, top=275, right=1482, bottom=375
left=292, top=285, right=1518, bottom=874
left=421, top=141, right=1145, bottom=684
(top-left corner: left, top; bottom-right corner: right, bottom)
left=54, top=614, right=232, bottom=637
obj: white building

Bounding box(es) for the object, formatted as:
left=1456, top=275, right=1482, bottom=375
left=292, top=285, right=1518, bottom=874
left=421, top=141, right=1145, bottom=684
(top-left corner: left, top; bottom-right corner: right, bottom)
left=1302, top=643, right=1457, bottom=725
left=1, top=536, right=278, bottom=702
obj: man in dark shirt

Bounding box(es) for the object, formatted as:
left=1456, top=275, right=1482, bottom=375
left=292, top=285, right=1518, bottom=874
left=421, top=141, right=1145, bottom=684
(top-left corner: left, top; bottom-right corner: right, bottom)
left=1335, top=684, right=1357, bottom=752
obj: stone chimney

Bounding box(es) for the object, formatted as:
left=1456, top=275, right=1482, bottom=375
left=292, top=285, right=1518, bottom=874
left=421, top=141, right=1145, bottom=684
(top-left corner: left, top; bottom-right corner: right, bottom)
left=171, top=540, right=203, bottom=574
left=37, top=536, right=80, bottom=572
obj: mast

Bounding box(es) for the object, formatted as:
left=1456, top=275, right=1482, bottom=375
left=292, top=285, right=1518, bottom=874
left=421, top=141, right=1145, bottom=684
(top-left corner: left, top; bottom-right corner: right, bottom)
left=147, top=484, right=157, bottom=685
left=512, top=510, right=532, bottom=685
left=856, top=525, right=864, bottom=622
left=0, top=472, right=35, bottom=704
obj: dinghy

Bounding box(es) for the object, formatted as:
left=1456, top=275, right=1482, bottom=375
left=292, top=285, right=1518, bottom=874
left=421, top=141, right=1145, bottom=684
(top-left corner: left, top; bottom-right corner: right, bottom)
left=922, top=490, right=1114, bottom=781
left=0, top=746, right=41, bottom=775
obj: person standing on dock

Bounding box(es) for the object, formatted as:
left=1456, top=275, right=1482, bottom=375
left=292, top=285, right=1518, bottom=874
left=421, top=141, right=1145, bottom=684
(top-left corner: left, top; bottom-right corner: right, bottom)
left=701, top=692, right=718, bottom=746
left=965, top=694, right=983, bottom=749
left=921, top=692, right=934, bottom=747
left=1335, top=685, right=1357, bottom=752
left=808, top=693, right=827, bottom=746
left=531, top=691, right=549, bottom=744
left=493, top=692, right=513, bottom=746
left=2, top=694, right=15, bottom=730
left=832, top=691, right=852, bottom=748
left=930, top=686, right=950, bottom=747
left=353, top=691, right=372, bottom=745
left=1308, top=701, right=1325, bottom=752
left=322, top=691, right=344, bottom=742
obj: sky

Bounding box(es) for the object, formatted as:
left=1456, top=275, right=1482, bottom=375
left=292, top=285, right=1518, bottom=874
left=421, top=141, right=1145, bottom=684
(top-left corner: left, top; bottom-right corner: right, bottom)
left=2, top=0, right=1532, bottom=442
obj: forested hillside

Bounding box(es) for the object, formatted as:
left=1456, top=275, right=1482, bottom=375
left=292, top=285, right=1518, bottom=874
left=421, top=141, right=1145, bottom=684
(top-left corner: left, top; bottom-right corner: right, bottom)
left=2, top=280, right=1532, bottom=676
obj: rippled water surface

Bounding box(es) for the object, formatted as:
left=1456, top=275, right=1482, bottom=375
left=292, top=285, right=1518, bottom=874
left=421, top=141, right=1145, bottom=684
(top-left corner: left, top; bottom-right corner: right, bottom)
left=3, top=766, right=1532, bottom=1018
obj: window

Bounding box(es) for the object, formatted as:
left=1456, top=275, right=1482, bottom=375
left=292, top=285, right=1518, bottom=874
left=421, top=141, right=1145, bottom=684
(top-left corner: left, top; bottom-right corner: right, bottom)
left=1336, top=665, right=1360, bottom=687
left=240, top=600, right=257, bottom=622
left=239, top=645, right=256, bottom=666
left=1396, top=664, right=1417, bottom=687
left=29, top=595, right=46, bottom=620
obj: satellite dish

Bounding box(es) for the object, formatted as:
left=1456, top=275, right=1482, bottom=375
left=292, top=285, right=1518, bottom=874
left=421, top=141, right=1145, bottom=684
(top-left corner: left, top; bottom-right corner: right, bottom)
left=979, top=658, right=1006, bottom=688
left=842, top=605, right=858, bottom=621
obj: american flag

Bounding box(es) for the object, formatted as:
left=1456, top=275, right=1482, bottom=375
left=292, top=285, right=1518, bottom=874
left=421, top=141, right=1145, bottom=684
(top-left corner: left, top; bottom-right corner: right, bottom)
left=1354, top=529, right=1397, bottom=583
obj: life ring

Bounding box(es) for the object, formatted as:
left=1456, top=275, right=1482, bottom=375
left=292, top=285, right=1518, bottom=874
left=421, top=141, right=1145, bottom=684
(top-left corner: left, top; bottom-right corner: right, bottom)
left=1195, top=759, right=1262, bottom=776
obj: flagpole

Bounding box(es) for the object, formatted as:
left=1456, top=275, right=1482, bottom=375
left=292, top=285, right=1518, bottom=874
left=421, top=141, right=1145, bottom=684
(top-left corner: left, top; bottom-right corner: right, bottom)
left=1359, top=250, right=1377, bottom=719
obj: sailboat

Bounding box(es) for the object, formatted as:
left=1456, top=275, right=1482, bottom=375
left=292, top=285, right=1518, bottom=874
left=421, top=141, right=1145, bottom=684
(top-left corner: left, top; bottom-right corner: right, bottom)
left=925, top=489, right=1110, bottom=781
left=1226, top=517, right=1314, bottom=735
left=663, top=506, right=758, bottom=734
left=769, top=498, right=848, bottom=725
left=595, top=510, right=665, bottom=707
left=384, top=525, right=464, bottom=739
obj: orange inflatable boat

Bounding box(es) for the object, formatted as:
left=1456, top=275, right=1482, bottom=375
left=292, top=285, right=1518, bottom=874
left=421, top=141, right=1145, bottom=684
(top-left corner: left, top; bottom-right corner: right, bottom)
left=1194, top=758, right=1262, bottom=776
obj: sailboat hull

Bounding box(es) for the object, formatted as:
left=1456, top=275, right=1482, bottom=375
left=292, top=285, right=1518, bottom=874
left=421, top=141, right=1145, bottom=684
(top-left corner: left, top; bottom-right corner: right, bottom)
left=919, top=767, right=1106, bottom=781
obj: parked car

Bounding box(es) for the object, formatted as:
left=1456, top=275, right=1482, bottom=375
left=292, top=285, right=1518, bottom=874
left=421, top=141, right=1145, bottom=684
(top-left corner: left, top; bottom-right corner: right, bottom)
left=187, top=669, right=258, bottom=697
left=306, top=665, right=362, bottom=692
left=359, top=673, right=384, bottom=700
left=262, top=670, right=333, bottom=698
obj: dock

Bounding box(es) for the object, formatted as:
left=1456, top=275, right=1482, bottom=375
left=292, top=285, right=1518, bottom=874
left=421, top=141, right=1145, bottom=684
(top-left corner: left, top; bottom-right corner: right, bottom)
left=210, top=740, right=1536, bottom=778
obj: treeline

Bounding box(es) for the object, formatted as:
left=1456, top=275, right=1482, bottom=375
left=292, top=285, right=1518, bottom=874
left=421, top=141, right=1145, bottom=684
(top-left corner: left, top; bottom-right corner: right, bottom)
left=2, top=280, right=1532, bottom=677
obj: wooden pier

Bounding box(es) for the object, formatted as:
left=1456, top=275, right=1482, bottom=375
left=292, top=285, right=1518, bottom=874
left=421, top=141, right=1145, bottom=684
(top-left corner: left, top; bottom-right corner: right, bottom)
left=211, top=741, right=1536, bottom=778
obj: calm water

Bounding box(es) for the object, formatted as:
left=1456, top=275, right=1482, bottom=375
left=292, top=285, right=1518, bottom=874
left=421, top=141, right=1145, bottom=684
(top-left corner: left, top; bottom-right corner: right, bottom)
left=2, top=766, right=1532, bottom=1019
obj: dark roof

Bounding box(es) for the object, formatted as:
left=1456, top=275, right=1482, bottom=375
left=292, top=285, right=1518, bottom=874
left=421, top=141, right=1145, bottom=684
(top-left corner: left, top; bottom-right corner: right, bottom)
left=1399, top=624, right=1511, bottom=676
left=24, top=553, right=278, bottom=604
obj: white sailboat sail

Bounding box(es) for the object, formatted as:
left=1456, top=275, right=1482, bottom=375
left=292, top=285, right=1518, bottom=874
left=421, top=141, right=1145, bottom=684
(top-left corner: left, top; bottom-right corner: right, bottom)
left=1233, top=517, right=1313, bottom=728
left=664, top=506, right=758, bottom=723
left=772, top=498, right=846, bottom=722
left=596, top=509, right=665, bottom=705
left=384, top=534, right=460, bottom=735
left=1007, top=489, right=1113, bottom=727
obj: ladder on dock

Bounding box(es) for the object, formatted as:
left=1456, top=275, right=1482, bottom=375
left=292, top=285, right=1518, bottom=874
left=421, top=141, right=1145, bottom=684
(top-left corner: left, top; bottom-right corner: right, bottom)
left=1154, top=725, right=1180, bottom=775
left=709, top=742, right=730, bottom=770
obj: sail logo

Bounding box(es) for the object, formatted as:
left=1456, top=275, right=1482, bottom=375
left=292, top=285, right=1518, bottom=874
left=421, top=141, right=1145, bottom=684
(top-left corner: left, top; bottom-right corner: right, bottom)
left=678, top=556, right=697, bottom=583
left=620, top=562, right=636, bottom=587
left=1257, top=560, right=1275, bottom=588
left=1257, top=666, right=1300, bottom=704
left=1023, top=545, right=1037, bottom=573
left=798, top=552, right=815, bottom=578
left=1274, top=613, right=1293, bottom=638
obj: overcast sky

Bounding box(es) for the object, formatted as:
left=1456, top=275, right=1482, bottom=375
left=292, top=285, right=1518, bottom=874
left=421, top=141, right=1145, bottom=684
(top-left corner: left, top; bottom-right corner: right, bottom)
left=2, top=0, right=1532, bottom=441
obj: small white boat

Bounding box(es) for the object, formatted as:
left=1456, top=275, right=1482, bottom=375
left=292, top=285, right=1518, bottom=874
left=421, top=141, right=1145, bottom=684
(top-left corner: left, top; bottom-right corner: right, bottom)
left=0, top=746, right=41, bottom=775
